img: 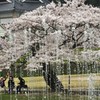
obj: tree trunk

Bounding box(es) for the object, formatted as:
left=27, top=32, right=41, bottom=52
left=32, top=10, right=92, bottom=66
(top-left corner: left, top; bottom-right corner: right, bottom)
left=42, top=62, right=64, bottom=92
left=31, top=43, right=64, bottom=92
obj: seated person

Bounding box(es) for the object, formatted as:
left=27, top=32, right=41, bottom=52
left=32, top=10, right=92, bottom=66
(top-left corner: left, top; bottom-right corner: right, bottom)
left=16, top=76, right=28, bottom=94
left=8, top=76, right=15, bottom=94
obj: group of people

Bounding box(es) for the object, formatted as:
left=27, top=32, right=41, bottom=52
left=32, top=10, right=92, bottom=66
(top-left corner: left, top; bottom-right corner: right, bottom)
left=0, top=74, right=28, bottom=94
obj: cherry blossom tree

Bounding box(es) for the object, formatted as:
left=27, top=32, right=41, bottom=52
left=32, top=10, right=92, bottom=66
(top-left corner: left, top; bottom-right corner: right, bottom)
left=0, top=0, right=100, bottom=91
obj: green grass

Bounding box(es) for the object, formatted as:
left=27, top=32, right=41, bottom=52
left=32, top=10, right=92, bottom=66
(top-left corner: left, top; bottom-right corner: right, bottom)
left=0, top=74, right=99, bottom=100
left=4, top=74, right=100, bottom=89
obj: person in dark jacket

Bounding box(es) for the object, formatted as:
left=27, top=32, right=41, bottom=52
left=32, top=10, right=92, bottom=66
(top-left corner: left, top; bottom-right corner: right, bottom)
left=16, top=76, right=28, bottom=94
left=8, top=76, right=15, bottom=94
left=0, top=77, right=7, bottom=93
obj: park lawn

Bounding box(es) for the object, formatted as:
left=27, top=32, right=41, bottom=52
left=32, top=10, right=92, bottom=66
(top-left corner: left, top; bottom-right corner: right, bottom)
left=4, top=74, right=100, bottom=89
left=1, top=74, right=100, bottom=100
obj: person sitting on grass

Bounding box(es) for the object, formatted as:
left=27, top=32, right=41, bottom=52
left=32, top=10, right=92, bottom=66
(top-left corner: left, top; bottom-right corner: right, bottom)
left=16, top=76, right=28, bottom=94
left=8, top=76, right=15, bottom=94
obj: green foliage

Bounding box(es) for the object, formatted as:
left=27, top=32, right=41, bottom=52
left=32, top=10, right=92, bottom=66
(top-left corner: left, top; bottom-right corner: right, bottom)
left=85, top=0, right=100, bottom=7
left=53, top=61, right=100, bottom=75
left=74, top=48, right=100, bottom=52
left=10, top=53, right=31, bottom=77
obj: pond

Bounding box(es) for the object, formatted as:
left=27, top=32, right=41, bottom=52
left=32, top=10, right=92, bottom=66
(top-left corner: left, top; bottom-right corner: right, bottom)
left=0, top=92, right=100, bottom=100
